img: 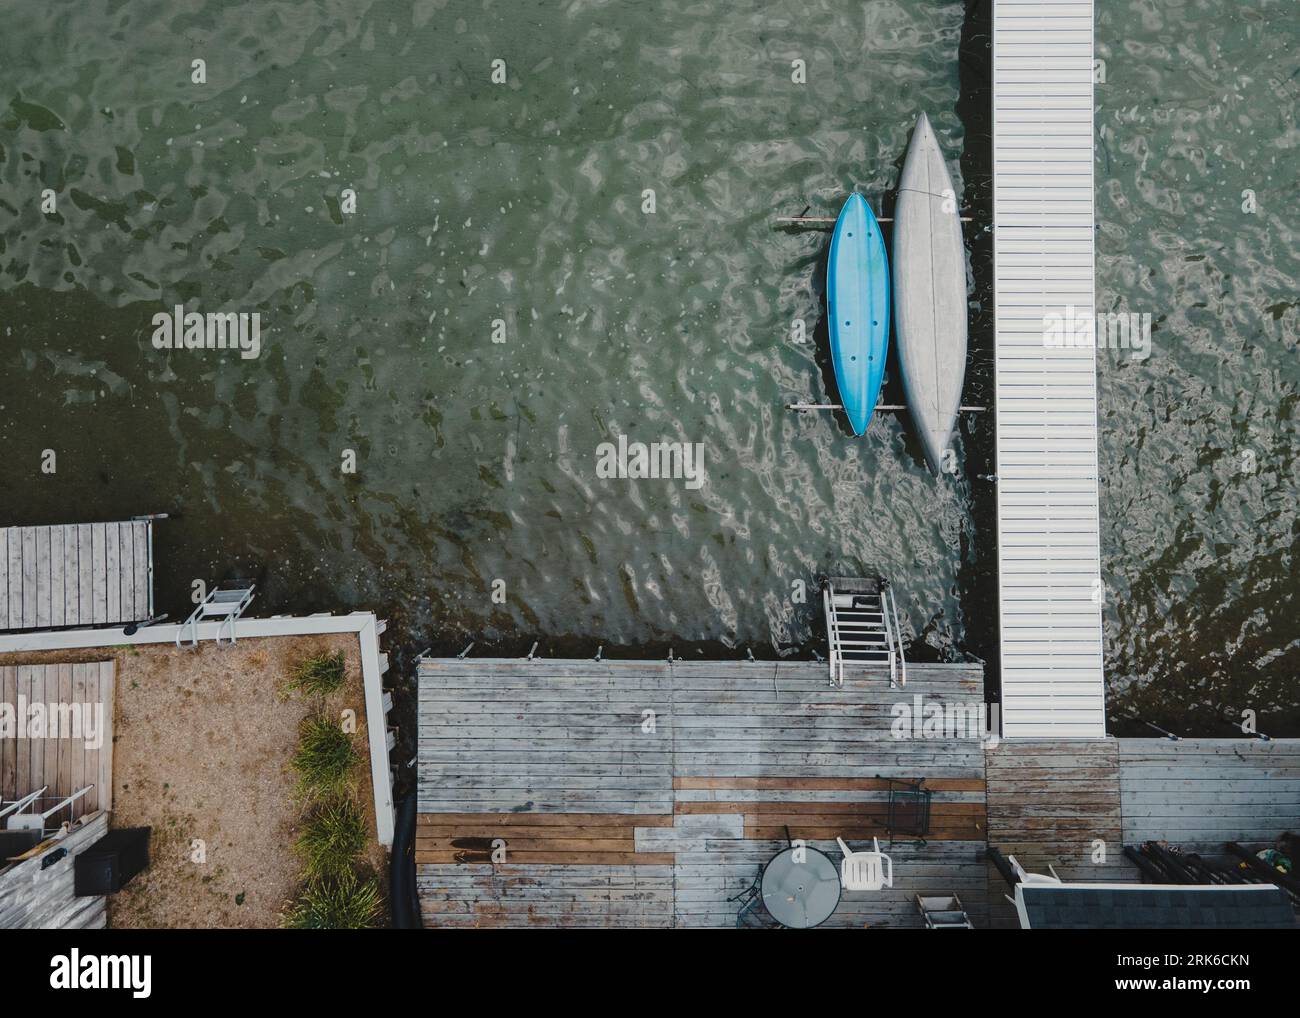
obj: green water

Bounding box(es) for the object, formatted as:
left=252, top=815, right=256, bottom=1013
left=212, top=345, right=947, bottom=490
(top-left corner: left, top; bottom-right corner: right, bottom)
left=0, top=1, right=1295, bottom=734
left=1094, top=0, right=1298, bottom=734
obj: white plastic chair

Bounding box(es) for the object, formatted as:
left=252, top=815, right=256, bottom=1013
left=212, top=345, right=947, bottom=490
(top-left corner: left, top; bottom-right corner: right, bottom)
left=836, top=836, right=893, bottom=891
left=1007, top=854, right=1061, bottom=884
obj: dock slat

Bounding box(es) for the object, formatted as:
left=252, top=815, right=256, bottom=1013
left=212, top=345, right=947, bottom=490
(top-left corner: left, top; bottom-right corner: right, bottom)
left=104, top=524, right=121, bottom=624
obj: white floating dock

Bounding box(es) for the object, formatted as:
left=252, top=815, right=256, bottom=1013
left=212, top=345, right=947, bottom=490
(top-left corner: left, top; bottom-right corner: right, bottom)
left=0, top=520, right=155, bottom=631
left=992, top=1, right=1106, bottom=738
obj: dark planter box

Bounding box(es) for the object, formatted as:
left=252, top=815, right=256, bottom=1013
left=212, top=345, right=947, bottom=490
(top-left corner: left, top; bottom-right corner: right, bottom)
left=74, top=826, right=151, bottom=896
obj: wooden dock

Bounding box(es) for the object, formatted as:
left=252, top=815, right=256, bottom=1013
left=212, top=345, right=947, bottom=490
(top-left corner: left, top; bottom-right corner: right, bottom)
left=0, top=521, right=155, bottom=631
left=417, top=657, right=1299, bottom=928
left=0, top=662, right=115, bottom=822
left=418, top=659, right=990, bottom=928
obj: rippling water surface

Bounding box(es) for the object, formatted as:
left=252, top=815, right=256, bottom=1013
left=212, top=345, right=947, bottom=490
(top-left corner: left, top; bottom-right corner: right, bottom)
left=1095, top=0, right=1297, bottom=733
left=0, top=1, right=1295, bottom=732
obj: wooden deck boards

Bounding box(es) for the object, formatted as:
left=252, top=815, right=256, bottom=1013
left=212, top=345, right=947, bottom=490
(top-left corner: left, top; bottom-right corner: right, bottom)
left=417, top=657, right=1300, bottom=928
left=0, top=522, right=152, bottom=631
left=0, top=662, right=114, bottom=821
left=418, top=660, right=989, bottom=928
left=983, top=739, right=1128, bottom=927
left=1119, top=739, right=1300, bottom=856
left=982, top=738, right=1128, bottom=878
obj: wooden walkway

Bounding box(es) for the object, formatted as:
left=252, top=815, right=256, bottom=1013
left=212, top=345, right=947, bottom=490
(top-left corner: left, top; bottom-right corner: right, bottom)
left=418, top=660, right=990, bottom=928
left=0, top=521, right=154, bottom=631
left=985, top=740, right=1126, bottom=878
left=992, top=0, right=1107, bottom=737
left=0, top=662, right=115, bottom=821
left=983, top=739, right=1129, bottom=925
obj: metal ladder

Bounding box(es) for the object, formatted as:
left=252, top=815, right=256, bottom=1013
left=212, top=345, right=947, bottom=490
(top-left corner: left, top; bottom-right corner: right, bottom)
left=916, top=894, right=974, bottom=929
left=177, top=582, right=256, bottom=648
left=822, top=576, right=907, bottom=688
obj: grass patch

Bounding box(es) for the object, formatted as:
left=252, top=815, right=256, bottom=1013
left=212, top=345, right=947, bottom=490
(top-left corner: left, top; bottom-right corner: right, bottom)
left=295, top=797, right=367, bottom=882
left=292, top=715, right=359, bottom=798
left=288, top=650, right=347, bottom=696
left=282, top=871, right=383, bottom=929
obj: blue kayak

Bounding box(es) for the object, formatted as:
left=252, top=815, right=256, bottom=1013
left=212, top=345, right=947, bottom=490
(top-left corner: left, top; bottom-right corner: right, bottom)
left=826, top=193, right=890, bottom=436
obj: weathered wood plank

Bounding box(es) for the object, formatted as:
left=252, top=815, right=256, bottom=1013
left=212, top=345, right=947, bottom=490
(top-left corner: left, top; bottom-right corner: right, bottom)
left=89, top=525, right=107, bottom=625
left=21, top=527, right=37, bottom=628
left=0, top=530, right=7, bottom=630
left=5, top=530, right=22, bottom=629
left=57, top=663, right=73, bottom=812
left=0, top=667, right=15, bottom=800
left=34, top=526, right=51, bottom=628
left=117, top=523, right=134, bottom=622
left=48, top=525, right=64, bottom=628
left=98, top=661, right=114, bottom=812
left=15, top=666, right=33, bottom=800
left=70, top=664, right=88, bottom=819
left=417, top=812, right=674, bottom=827
left=132, top=521, right=150, bottom=618
left=77, top=524, right=93, bottom=624
left=104, top=523, right=120, bottom=623
left=42, top=666, right=58, bottom=808
left=62, top=526, right=79, bottom=625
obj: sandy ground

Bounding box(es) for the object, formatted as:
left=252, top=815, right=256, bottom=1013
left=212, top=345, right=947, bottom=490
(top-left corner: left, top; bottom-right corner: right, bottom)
left=1, top=635, right=387, bottom=928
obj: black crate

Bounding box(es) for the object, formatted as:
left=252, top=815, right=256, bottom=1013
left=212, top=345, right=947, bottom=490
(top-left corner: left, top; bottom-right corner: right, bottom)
left=74, top=826, right=151, bottom=896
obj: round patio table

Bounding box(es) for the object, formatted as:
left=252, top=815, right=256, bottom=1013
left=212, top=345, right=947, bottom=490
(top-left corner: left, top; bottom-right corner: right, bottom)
left=760, top=846, right=842, bottom=928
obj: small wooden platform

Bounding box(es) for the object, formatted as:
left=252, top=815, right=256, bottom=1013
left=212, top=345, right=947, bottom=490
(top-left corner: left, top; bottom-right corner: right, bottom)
left=983, top=739, right=1129, bottom=926
left=985, top=739, right=1126, bottom=879
left=0, top=521, right=154, bottom=631
left=0, top=662, right=115, bottom=821
left=417, top=659, right=989, bottom=928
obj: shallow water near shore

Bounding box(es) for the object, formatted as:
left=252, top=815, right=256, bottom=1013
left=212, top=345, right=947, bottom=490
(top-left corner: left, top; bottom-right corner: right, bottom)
left=0, top=1, right=1295, bottom=734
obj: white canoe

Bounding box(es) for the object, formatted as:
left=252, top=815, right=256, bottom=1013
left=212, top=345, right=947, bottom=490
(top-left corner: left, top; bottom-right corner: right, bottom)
left=893, top=112, right=968, bottom=475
